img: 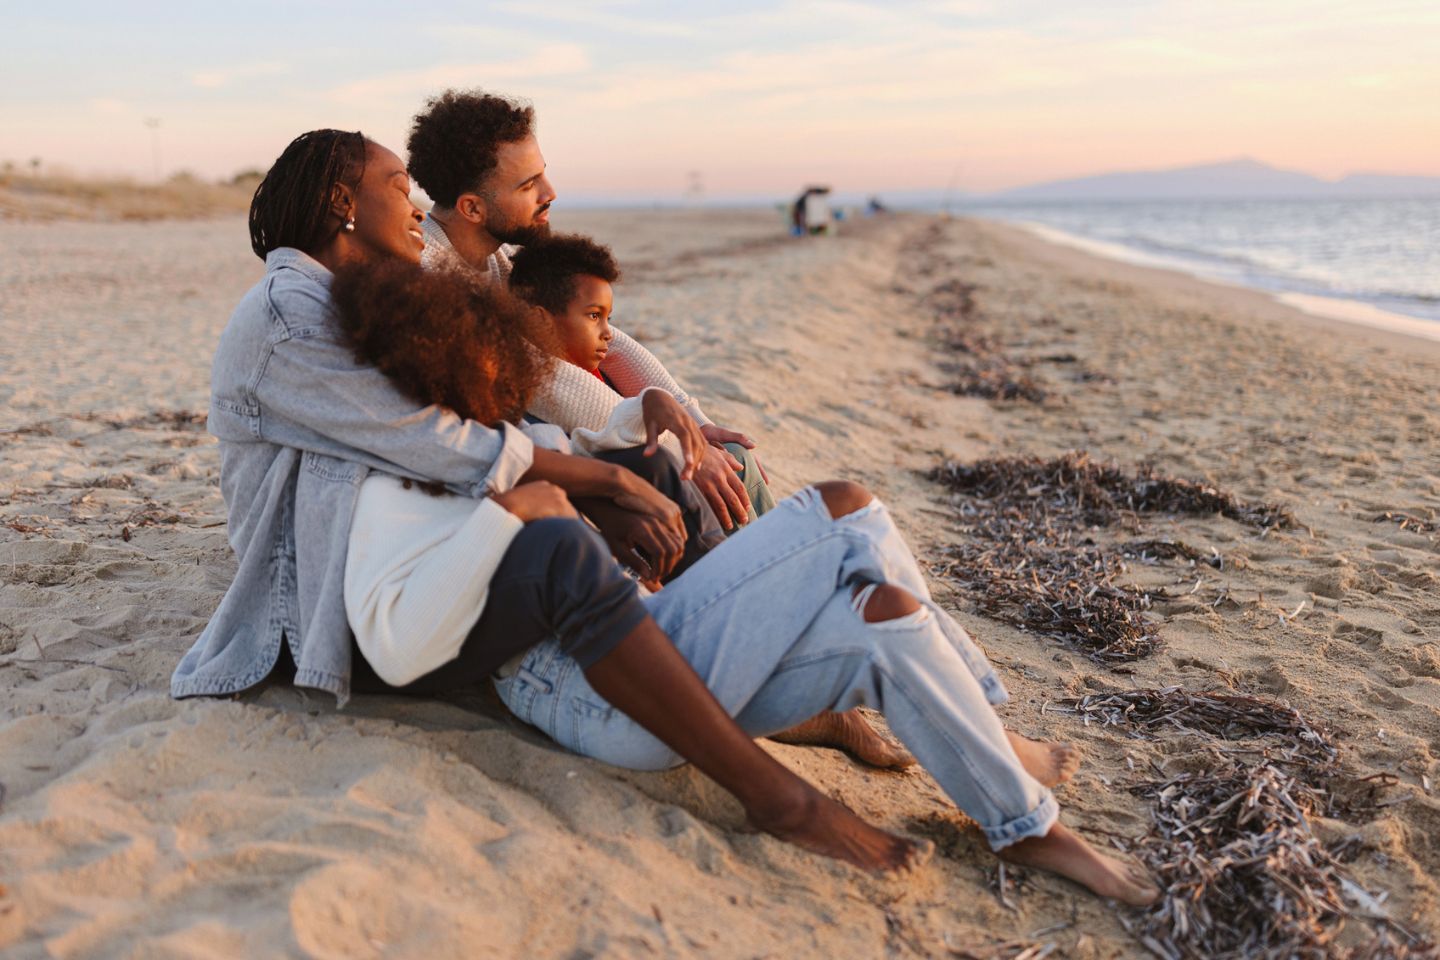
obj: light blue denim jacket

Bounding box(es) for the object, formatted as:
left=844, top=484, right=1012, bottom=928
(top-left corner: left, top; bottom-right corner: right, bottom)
left=171, top=249, right=534, bottom=706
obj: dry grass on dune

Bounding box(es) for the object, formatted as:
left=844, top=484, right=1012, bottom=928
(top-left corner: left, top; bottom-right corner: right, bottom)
left=0, top=172, right=256, bottom=222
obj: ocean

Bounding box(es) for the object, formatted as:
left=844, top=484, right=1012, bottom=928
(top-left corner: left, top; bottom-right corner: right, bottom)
left=956, top=198, right=1440, bottom=332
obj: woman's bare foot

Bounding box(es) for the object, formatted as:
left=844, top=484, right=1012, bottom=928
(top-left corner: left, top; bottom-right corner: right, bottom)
left=1005, top=731, right=1081, bottom=788
left=747, top=781, right=934, bottom=874
left=999, top=823, right=1158, bottom=906
left=770, top=710, right=916, bottom=770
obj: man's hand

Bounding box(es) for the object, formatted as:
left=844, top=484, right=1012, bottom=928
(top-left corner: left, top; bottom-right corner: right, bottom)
left=693, top=443, right=752, bottom=531
left=641, top=390, right=708, bottom=480
left=492, top=481, right=577, bottom=522
left=580, top=499, right=685, bottom=582
left=700, top=422, right=769, bottom=484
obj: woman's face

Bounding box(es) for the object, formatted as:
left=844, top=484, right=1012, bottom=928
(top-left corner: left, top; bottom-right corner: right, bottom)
left=346, top=142, right=425, bottom=264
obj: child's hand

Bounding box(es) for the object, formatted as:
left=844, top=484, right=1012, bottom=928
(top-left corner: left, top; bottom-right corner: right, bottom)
left=492, top=481, right=578, bottom=523
left=640, top=389, right=708, bottom=480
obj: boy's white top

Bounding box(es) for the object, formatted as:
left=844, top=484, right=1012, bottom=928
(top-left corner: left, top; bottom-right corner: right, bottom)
left=419, top=215, right=713, bottom=434
left=345, top=393, right=661, bottom=687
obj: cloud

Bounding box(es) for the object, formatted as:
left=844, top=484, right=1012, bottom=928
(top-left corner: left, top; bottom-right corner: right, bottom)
left=191, top=61, right=289, bottom=90
left=489, top=1, right=698, bottom=37
left=326, top=44, right=592, bottom=103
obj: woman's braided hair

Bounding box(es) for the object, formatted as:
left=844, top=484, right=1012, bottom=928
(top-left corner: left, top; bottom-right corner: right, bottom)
left=248, top=129, right=368, bottom=259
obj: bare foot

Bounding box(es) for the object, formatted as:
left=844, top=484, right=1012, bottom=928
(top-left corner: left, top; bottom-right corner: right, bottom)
left=747, top=782, right=934, bottom=875
left=770, top=710, right=916, bottom=770
left=1006, top=730, right=1081, bottom=788
left=999, top=823, right=1158, bottom=906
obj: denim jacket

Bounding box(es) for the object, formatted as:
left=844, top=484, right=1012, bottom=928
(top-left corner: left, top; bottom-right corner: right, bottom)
left=171, top=249, right=534, bottom=706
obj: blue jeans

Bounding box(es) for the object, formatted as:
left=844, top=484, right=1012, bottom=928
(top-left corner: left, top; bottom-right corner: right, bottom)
left=495, top=487, right=1057, bottom=850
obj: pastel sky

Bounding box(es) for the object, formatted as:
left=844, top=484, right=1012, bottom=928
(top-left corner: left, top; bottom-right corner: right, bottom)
left=3, top=0, right=1437, bottom=198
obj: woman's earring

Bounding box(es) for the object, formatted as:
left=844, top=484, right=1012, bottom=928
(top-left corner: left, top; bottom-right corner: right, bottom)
left=343, top=217, right=356, bottom=233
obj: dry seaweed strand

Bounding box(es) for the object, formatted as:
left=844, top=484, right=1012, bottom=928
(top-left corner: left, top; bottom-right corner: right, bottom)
left=1053, top=687, right=1334, bottom=763
left=1373, top=511, right=1438, bottom=536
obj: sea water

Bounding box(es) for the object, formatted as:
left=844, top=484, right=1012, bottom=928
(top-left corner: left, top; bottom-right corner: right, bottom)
left=958, top=198, right=1440, bottom=331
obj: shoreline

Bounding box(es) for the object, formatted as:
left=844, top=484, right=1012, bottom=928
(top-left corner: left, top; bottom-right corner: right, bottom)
left=1004, top=217, right=1440, bottom=344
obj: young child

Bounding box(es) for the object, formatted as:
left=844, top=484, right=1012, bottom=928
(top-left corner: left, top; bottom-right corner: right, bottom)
left=509, top=234, right=777, bottom=522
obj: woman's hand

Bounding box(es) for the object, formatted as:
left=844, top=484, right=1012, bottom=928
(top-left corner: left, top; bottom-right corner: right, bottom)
left=641, top=389, right=709, bottom=480
left=492, top=481, right=578, bottom=522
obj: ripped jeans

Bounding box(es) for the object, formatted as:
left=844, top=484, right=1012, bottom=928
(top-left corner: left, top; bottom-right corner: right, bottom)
left=495, top=487, right=1057, bottom=850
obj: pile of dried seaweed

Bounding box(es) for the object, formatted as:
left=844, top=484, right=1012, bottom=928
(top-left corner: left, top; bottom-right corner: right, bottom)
left=930, top=520, right=1163, bottom=661
left=932, top=451, right=1294, bottom=530
left=1054, top=687, right=1334, bottom=762
left=921, top=278, right=1050, bottom=402
left=926, top=453, right=1293, bottom=661
left=1125, top=761, right=1436, bottom=960
left=941, top=355, right=1049, bottom=403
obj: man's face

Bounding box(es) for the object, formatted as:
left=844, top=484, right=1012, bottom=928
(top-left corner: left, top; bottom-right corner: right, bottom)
left=479, top=135, right=556, bottom=246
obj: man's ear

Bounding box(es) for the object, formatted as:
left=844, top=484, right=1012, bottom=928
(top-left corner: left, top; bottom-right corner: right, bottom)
left=329, top=181, right=357, bottom=225
left=454, top=191, right=489, bottom=226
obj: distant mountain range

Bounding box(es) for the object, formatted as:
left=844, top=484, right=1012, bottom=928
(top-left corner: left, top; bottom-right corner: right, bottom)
left=992, top=158, right=1440, bottom=200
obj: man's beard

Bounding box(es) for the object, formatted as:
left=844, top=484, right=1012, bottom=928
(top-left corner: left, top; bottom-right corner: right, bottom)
left=492, top=207, right=552, bottom=246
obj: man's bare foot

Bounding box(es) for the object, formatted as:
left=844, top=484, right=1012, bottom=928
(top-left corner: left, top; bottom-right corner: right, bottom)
left=1005, top=731, right=1081, bottom=788
left=770, top=710, right=916, bottom=770
left=746, top=781, right=934, bottom=875
left=999, top=823, right=1158, bottom=906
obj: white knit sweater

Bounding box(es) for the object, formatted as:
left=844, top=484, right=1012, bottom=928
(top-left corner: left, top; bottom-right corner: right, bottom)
left=420, top=215, right=712, bottom=435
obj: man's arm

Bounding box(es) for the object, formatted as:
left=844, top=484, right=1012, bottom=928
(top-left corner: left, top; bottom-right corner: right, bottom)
left=600, top=329, right=712, bottom=426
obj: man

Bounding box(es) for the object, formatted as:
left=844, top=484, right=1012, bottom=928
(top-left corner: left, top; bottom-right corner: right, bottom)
left=404, top=90, right=915, bottom=772
left=405, top=89, right=771, bottom=533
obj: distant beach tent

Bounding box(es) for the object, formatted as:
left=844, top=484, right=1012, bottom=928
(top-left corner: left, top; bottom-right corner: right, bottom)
left=791, top=185, right=833, bottom=236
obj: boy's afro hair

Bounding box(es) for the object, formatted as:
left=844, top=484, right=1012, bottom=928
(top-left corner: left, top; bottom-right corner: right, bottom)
left=508, top=233, right=621, bottom=314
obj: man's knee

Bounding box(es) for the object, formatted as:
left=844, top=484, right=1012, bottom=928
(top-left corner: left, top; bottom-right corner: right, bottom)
left=815, top=480, right=873, bottom=519
left=854, top=583, right=921, bottom=623
left=593, top=445, right=680, bottom=495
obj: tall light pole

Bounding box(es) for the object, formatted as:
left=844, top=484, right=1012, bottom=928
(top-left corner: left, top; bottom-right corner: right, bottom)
left=144, top=118, right=162, bottom=182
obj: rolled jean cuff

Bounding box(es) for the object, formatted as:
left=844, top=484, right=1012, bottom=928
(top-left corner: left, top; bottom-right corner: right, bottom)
left=565, top=597, right=651, bottom=671
left=983, top=791, right=1059, bottom=851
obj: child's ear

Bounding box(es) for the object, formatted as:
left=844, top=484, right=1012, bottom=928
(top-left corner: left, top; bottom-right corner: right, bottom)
left=529, top=304, right=552, bottom=324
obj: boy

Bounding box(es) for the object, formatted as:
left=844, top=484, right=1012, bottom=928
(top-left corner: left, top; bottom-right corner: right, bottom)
left=510, top=234, right=776, bottom=520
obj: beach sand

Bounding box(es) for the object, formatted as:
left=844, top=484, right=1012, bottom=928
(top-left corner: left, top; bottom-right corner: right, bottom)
left=2, top=209, right=1438, bottom=957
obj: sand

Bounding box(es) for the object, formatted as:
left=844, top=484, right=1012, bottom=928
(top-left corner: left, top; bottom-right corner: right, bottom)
left=1, top=209, right=1437, bottom=958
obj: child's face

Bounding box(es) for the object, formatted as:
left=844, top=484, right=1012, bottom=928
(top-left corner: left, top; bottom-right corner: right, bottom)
left=551, top=275, right=614, bottom=371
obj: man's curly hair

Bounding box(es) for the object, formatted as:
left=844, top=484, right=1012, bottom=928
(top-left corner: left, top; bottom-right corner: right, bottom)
left=331, top=260, right=555, bottom=428
left=508, top=233, right=622, bottom=315
left=407, top=89, right=534, bottom=207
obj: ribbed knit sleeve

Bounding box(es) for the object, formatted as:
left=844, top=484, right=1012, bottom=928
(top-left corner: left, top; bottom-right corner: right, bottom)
left=599, top=330, right=711, bottom=426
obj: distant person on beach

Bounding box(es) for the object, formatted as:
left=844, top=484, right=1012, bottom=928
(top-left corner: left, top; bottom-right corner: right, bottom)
left=507, top=232, right=776, bottom=521
left=176, top=126, right=1157, bottom=904
left=405, top=89, right=769, bottom=533
left=791, top=185, right=833, bottom=236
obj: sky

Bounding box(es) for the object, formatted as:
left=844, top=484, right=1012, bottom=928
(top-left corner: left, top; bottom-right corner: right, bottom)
left=3, top=0, right=1438, bottom=200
